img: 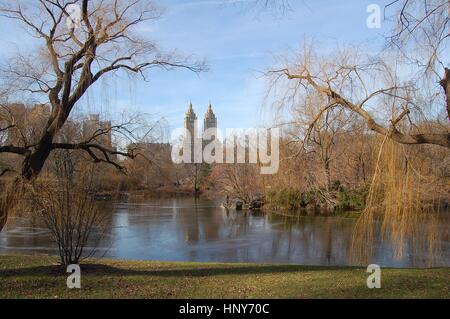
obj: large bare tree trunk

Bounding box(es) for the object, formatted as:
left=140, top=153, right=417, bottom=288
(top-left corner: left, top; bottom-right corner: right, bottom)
left=21, top=133, right=54, bottom=180
left=440, top=68, right=450, bottom=121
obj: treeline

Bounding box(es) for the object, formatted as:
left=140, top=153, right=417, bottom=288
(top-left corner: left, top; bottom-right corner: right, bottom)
left=206, top=120, right=449, bottom=213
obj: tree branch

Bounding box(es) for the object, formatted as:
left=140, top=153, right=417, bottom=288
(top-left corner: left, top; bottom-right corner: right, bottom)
left=0, top=145, right=30, bottom=156
left=52, top=142, right=135, bottom=172
left=280, top=69, right=450, bottom=148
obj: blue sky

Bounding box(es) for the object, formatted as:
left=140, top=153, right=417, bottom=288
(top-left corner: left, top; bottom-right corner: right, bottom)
left=0, top=0, right=393, bottom=135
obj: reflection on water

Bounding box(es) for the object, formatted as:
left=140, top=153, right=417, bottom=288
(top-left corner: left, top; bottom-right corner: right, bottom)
left=0, top=197, right=449, bottom=267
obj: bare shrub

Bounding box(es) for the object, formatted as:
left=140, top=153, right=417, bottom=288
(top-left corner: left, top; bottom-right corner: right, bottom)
left=32, top=169, right=108, bottom=265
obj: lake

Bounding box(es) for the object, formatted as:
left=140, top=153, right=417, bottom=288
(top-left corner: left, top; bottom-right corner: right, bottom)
left=1, top=197, right=449, bottom=268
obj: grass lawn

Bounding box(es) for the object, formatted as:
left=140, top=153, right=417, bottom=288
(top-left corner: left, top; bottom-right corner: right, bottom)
left=0, top=254, right=449, bottom=299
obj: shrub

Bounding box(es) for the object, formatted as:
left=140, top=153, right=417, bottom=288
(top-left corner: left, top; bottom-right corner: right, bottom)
left=266, top=187, right=302, bottom=210
left=32, top=176, right=108, bottom=265
left=336, top=190, right=367, bottom=211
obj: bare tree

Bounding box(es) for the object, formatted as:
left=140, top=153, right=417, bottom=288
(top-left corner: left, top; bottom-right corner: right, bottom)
left=282, top=92, right=356, bottom=190
left=0, top=0, right=204, bottom=231
left=267, top=45, right=449, bottom=149
left=210, top=163, right=262, bottom=206
left=0, top=0, right=204, bottom=181
left=265, top=1, right=449, bottom=148
left=386, top=0, right=449, bottom=118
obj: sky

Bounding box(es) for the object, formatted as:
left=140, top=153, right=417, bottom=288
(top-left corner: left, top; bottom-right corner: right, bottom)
left=0, top=0, right=394, bottom=138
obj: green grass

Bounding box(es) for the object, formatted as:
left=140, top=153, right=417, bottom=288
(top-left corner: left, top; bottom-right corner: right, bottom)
left=0, top=254, right=449, bottom=299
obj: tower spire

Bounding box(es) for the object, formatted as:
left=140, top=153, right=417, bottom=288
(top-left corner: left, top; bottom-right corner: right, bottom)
left=186, top=101, right=196, bottom=117
left=205, top=102, right=214, bottom=117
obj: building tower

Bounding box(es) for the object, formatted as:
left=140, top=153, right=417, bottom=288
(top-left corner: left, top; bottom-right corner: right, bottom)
left=82, top=114, right=112, bottom=148
left=203, top=102, right=217, bottom=147
left=184, top=102, right=198, bottom=162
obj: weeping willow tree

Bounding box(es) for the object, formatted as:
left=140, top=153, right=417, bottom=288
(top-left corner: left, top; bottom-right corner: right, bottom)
left=351, top=136, right=446, bottom=266
left=265, top=1, right=449, bottom=264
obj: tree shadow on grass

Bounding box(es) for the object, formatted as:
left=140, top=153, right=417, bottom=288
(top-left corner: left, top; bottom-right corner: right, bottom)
left=0, top=263, right=360, bottom=278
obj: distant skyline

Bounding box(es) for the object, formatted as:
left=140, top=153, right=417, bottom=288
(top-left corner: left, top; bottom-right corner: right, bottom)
left=0, top=0, right=392, bottom=134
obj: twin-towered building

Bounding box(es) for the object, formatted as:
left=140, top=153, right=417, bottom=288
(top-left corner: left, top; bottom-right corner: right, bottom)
left=184, top=102, right=217, bottom=138
left=183, top=102, right=218, bottom=162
